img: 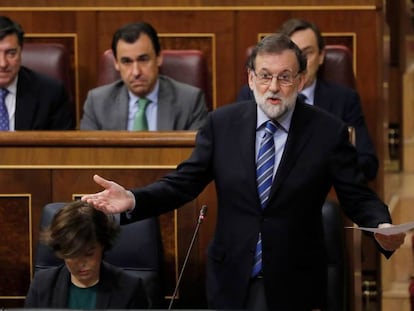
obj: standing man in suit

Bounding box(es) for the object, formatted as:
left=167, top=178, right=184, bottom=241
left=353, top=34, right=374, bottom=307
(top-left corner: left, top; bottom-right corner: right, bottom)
left=0, top=16, right=74, bottom=130
left=80, top=22, right=208, bottom=131
left=237, top=19, right=378, bottom=181
left=82, top=33, right=405, bottom=310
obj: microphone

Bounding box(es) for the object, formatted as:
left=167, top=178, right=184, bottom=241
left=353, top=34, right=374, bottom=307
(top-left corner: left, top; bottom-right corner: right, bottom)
left=168, top=205, right=207, bottom=310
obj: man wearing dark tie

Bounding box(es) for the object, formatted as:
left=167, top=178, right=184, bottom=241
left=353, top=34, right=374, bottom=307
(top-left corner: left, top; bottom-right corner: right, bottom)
left=82, top=33, right=405, bottom=310
left=237, top=19, right=378, bottom=181
left=0, top=16, right=74, bottom=130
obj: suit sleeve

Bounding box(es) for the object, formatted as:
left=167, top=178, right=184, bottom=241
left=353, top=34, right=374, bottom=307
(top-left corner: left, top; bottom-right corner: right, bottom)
left=24, top=273, right=43, bottom=308
left=343, top=90, right=379, bottom=180
left=49, top=82, right=75, bottom=130
left=80, top=90, right=100, bottom=130
left=236, top=84, right=254, bottom=102
left=186, top=89, right=209, bottom=130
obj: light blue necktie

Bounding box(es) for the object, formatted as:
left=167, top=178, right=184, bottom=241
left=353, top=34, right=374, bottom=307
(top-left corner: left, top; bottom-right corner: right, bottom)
left=133, top=98, right=150, bottom=131
left=0, top=88, right=9, bottom=131
left=252, top=120, right=278, bottom=277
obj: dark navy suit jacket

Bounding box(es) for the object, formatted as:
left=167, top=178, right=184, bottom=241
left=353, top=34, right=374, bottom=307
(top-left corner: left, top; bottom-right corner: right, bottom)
left=24, top=261, right=148, bottom=309
left=121, top=99, right=392, bottom=310
left=15, top=66, right=75, bottom=130
left=237, top=79, right=378, bottom=180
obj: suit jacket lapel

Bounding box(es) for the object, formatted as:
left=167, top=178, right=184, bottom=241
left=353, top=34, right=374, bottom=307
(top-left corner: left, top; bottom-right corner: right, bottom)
left=270, top=101, right=314, bottom=197
left=116, top=85, right=130, bottom=130
left=314, top=79, right=332, bottom=111
left=96, top=262, right=112, bottom=309
left=15, top=69, right=37, bottom=129
left=229, top=101, right=261, bottom=206
left=157, top=76, right=175, bottom=130
left=238, top=101, right=257, bottom=187
left=96, top=284, right=111, bottom=309
left=50, top=266, right=71, bottom=308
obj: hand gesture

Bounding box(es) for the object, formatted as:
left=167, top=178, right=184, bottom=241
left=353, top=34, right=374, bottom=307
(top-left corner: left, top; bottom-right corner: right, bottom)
left=81, top=174, right=135, bottom=214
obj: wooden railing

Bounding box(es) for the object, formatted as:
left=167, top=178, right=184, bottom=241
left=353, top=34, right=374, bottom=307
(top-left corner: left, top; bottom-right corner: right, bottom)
left=0, top=131, right=216, bottom=308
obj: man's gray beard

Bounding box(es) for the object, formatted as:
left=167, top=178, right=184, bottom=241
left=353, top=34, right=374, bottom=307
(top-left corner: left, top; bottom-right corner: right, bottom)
left=254, top=89, right=296, bottom=120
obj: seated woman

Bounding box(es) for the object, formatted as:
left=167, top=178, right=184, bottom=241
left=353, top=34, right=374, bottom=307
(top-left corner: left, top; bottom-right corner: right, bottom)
left=24, top=200, right=148, bottom=309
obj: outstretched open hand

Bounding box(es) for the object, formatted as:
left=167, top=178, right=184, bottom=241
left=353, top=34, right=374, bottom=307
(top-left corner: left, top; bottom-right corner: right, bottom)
left=81, top=174, right=135, bottom=214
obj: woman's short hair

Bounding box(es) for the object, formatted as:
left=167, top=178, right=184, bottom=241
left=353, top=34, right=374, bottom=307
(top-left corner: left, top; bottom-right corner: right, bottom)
left=42, top=200, right=119, bottom=259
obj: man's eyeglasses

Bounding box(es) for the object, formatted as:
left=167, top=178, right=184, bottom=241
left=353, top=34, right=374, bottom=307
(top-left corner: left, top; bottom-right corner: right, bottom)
left=253, top=71, right=299, bottom=86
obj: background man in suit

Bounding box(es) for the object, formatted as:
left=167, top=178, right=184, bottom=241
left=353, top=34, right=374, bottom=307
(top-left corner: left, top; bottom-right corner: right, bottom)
left=24, top=200, right=148, bottom=309
left=82, top=34, right=405, bottom=310
left=237, top=18, right=378, bottom=181
left=80, top=22, right=208, bottom=131
left=0, top=16, right=74, bottom=130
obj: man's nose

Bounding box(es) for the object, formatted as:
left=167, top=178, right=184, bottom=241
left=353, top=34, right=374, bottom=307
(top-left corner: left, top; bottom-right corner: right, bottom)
left=0, top=53, right=7, bottom=68
left=268, top=76, right=281, bottom=91
left=131, top=61, right=142, bottom=76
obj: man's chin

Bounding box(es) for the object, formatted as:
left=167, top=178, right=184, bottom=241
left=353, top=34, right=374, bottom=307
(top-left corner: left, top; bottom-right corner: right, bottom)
left=258, top=102, right=284, bottom=119
left=130, top=86, right=149, bottom=97
left=0, top=77, right=13, bottom=87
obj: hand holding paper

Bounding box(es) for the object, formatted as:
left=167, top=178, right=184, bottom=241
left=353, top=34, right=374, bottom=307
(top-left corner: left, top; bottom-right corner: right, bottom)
left=374, top=223, right=406, bottom=251
left=347, top=222, right=409, bottom=251
left=347, top=221, right=414, bottom=235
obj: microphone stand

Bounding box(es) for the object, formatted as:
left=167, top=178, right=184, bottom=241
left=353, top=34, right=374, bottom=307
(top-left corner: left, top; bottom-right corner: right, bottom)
left=168, top=205, right=207, bottom=310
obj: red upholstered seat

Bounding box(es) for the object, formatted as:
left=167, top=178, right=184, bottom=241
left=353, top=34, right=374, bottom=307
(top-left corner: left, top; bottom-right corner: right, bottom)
left=318, top=45, right=355, bottom=89
left=21, top=43, right=74, bottom=103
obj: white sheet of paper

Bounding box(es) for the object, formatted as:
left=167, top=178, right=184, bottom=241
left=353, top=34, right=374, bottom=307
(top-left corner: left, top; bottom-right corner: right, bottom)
left=346, top=221, right=414, bottom=236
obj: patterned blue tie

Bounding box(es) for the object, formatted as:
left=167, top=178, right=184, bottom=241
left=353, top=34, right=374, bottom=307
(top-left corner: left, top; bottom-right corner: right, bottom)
left=0, top=88, right=9, bottom=131
left=252, top=120, right=278, bottom=277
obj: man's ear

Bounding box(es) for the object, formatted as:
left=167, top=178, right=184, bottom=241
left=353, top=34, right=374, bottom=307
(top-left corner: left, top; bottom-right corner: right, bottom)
left=297, top=71, right=307, bottom=92
left=113, top=57, right=120, bottom=72
left=157, top=53, right=163, bottom=67
left=318, top=48, right=326, bottom=66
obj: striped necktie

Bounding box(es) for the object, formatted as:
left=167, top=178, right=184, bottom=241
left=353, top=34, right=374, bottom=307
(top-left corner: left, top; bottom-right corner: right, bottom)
left=133, top=98, right=150, bottom=131
left=252, top=120, right=278, bottom=277
left=0, top=88, right=9, bottom=131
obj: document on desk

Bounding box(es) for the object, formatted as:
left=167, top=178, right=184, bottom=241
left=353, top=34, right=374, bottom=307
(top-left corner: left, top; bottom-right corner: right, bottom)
left=346, top=221, right=414, bottom=235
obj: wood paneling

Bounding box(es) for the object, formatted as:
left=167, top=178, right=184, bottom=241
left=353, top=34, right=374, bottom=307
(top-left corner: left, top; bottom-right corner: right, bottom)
left=1, top=6, right=384, bottom=159
left=0, top=0, right=382, bottom=7
left=0, top=170, right=51, bottom=308
left=0, top=2, right=386, bottom=308
left=0, top=132, right=215, bottom=308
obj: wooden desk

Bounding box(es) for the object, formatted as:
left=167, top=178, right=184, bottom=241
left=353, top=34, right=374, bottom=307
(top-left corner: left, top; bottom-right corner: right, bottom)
left=0, top=131, right=216, bottom=308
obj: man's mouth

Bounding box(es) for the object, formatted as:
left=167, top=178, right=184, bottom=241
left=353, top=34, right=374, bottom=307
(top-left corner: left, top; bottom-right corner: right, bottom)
left=267, top=96, right=281, bottom=105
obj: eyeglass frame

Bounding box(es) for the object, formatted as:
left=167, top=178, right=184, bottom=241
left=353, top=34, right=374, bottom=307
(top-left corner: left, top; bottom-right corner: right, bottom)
left=251, top=70, right=301, bottom=86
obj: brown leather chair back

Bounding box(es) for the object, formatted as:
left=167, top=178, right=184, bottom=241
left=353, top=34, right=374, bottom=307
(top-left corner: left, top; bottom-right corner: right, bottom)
left=96, top=49, right=120, bottom=87
left=318, top=45, right=355, bottom=89
left=21, top=43, right=74, bottom=103
left=97, top=49, right=211, bottom=110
